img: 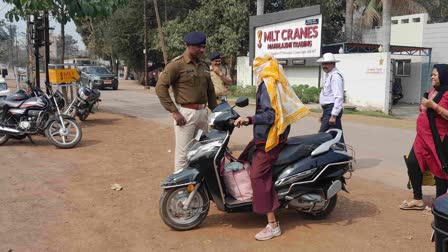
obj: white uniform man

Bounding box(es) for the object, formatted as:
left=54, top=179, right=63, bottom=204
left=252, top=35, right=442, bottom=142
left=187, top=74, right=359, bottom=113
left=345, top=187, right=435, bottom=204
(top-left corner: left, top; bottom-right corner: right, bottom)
left=317, top=53, right=345, bottom=143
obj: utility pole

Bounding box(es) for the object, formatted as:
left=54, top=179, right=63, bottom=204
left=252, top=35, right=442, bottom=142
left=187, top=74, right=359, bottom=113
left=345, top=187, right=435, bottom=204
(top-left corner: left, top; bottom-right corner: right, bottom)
left=153, top=0, right=168, bottom=65
left=33, top=14, right=44, bottom=88
left=257, top=0, right=265, bottom=15
left=144, top=0, right=148, bottom=87
left=44, top=11, right=50, bottom=90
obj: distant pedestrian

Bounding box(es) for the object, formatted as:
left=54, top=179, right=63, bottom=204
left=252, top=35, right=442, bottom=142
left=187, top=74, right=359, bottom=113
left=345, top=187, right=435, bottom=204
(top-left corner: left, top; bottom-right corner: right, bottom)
left=317, top=53, right=345, bottom=143
left=155, top=31, right=217, bottom=172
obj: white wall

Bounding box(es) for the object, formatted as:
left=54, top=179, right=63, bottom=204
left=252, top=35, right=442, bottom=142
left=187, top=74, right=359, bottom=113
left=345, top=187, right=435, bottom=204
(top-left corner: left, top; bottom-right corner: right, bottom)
left=362, top=13, right=428, bottom=47
left=333, top=53, right=391, bottom=113
left=236, top=56, right=320, bottom=87
left=391, top=14, right=427, bottom=47
left=236, top=56, right=251, bottom=87
left=283, top=66, right=319, bottom=87
left=424, top=22, right=448, bottom=64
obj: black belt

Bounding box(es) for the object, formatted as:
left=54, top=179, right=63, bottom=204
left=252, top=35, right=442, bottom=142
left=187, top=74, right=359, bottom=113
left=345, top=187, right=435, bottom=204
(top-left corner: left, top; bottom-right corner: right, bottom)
left=321, top=103, right=334, bottom=109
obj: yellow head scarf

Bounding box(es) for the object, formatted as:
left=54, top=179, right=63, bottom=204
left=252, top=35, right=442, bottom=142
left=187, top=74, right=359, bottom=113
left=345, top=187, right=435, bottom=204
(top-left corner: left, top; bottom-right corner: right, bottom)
left=253, top=55, right=310, bottom=152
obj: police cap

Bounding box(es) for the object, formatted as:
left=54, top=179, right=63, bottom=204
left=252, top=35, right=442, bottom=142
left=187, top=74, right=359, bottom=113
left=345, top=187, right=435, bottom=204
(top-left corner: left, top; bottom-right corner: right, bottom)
left=184, top=31, right=207, bottom=45
left=210, top=52, right=221, bottom=61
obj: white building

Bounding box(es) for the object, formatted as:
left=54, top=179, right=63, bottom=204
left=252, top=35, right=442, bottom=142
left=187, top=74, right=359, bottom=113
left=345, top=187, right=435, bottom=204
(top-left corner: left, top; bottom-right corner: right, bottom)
left=239, top=12, right=448, bottom=113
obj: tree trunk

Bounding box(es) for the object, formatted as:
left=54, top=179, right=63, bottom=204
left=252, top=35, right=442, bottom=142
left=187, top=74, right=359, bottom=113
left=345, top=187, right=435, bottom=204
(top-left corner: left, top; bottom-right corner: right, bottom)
left=345, top=0, right=355, bottom=42
left=382, top=0, right=392, bottom=52
left=257, top=0, right=265, bottom=15
left=60, top=22, right=65, bottom=64
left=153, top=0, right=168, bottom=65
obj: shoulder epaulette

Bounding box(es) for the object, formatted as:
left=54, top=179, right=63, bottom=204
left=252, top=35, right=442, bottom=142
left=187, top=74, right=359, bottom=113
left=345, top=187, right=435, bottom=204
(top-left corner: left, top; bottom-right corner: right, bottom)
left=171, top=55, right=183, bottom=62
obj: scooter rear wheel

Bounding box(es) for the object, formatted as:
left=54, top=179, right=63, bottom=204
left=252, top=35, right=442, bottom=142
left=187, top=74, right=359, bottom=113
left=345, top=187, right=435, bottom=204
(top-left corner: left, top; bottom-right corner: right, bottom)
left=159, top=186, right=209, bottom=231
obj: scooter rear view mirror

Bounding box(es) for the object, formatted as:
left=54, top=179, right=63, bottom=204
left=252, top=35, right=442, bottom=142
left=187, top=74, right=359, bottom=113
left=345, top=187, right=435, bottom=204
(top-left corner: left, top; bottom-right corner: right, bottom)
left=235, top=97, right=249, bottom=108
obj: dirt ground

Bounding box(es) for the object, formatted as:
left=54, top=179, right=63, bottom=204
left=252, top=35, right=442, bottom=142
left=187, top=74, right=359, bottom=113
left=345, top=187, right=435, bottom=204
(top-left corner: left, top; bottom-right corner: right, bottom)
left=0, top=111, right=436, bottom=252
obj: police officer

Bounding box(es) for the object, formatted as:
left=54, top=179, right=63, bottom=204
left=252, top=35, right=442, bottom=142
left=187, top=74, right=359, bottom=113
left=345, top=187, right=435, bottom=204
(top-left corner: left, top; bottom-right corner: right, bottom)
left=209, top=52, right=233, bottom=101
left=156, top=31, right=217, bottom=171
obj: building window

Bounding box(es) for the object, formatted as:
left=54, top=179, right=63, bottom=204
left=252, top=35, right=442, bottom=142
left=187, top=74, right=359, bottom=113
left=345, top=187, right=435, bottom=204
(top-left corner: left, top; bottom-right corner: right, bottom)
left=392, top=20, right=398, bottom=25
left=412, top=17, right=421, bottom=23
left=401, top=19, right=409, bottom=24
left=396, top=60, right=411, bottom=76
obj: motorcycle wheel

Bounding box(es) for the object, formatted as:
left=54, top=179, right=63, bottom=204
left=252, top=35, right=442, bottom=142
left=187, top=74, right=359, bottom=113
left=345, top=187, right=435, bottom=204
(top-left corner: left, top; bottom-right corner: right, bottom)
left=0, top=133, right=9, bottom=145
left=159, top=186, right=209, bottom=231
left=45, top=118, right=82, bottom=149
left=301, top=194, right=338, bottom=220
left=78, top=113, right=89, bottom=121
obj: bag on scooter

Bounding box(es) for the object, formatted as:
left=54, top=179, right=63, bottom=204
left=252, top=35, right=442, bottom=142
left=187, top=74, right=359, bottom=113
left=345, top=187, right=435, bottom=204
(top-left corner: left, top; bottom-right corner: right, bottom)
left=221, top=154, right=253, bottom=201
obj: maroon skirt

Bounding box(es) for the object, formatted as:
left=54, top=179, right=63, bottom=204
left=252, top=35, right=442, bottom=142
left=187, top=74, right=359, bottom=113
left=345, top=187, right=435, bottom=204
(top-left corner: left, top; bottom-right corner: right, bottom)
left=239, top=140, right=284, bottom=214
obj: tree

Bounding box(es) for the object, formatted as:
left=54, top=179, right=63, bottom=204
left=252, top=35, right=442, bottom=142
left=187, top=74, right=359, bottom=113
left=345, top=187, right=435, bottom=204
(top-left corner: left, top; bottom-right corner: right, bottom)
left=0, top=21, right=10, bottom=63
left=346, top=0, right=355, bottom=42
left=4, top=0, right=127, bottom=69
left=56, top=34, right=79, bottom=59
left=415, top=0, right=448, bottom=23
left=161, top=0, right=250, bottom=72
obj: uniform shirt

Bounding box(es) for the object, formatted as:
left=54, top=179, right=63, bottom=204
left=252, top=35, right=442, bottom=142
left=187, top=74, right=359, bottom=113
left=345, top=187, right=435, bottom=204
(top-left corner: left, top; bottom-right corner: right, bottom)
left=156, top=53, right=218, bottom=113
left=319, top=67, right=344, bottom=116
left=210, top=66, right=231, bottom=97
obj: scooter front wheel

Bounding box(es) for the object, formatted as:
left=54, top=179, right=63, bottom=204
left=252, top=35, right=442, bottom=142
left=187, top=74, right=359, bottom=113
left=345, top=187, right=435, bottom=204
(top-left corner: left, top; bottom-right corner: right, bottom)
left=159, top=186, right=209, bottom=231
left=301, top=194, right=338, bottom=220
left=0, top=133, right=9, bottom=145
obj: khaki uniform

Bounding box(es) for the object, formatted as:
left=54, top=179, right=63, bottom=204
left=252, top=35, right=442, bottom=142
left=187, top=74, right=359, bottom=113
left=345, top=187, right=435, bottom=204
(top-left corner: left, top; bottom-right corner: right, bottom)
left=156, top=53, right=217, bottom=171
left=210, top=67, right=232, bottom=97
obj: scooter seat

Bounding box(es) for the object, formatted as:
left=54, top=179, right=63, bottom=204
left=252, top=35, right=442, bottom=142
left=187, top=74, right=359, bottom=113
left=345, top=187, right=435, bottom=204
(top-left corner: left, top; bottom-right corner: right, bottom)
left=273, top=133, right=333, bottom=166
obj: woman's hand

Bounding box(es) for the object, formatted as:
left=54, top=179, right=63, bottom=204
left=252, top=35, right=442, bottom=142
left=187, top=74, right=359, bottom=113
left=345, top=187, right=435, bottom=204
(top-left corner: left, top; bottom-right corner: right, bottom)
left=421, top=97, right=437, bottom=110
left=234, top=117, right=249, bottom=127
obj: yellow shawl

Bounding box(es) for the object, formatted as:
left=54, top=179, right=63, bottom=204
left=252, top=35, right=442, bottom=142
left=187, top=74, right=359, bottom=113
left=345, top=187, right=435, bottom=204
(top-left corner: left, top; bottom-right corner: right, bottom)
left=253, top=55, right=310, bottom=152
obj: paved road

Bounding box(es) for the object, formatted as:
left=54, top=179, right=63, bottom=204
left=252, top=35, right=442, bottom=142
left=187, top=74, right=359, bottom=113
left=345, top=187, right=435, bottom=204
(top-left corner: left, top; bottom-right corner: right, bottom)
left=101, top=80, right=431, bottom=193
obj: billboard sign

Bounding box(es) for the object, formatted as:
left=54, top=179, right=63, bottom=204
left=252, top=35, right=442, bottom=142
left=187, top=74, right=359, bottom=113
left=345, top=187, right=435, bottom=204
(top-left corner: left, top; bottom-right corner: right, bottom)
left=255, top=14, right=322, bottom=59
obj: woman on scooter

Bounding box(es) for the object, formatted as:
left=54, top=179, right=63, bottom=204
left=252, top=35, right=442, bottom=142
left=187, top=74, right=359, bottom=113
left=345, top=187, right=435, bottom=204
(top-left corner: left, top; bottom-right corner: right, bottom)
left=401, top=64, right=448, bottom=210
left=234, top=56, right=309, bottom=240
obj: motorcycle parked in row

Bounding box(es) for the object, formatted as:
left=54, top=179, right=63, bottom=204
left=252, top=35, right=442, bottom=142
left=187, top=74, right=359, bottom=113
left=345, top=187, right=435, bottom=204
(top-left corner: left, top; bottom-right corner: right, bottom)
left=0, top=81, right=82, bottom=149
left=64, top=85, right=101, bottom=121
left=159, top=97, right=355, bottom=231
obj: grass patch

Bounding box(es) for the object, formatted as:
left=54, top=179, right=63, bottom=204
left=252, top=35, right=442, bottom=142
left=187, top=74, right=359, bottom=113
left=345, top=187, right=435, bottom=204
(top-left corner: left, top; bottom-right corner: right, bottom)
left=310, top=108, right=396, bottom=118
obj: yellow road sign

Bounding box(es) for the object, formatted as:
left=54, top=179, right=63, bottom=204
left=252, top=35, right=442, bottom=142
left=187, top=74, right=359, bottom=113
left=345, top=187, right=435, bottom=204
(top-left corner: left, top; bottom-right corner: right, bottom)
left=49, top=69, right=79, bottom=84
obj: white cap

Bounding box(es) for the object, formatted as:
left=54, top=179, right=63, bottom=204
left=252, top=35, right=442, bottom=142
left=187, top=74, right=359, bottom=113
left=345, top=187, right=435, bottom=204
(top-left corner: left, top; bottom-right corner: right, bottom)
left=317, top=53, right=340, bottom=63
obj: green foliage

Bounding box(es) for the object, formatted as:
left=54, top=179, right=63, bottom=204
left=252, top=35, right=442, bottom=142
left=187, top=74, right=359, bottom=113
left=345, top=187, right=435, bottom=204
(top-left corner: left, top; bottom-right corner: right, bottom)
left=291, top=84, right=321, bottom=104
left=415, top=0, right=448, bottom=23
left=0, top=21, right=9, bottom=62
left=161, top=0, right=250, bottom=60
left=228, top=85, right=257, bottom=99
left=3, top=0, right=127, bottom=23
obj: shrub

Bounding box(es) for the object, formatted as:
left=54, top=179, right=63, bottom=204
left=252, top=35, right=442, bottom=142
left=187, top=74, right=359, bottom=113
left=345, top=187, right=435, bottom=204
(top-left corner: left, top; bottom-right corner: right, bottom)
left=292, top=85, right=320, bottom=104
left=229, top=84, right=320, bottom=103
left=229, top=85, right=257, bottom=99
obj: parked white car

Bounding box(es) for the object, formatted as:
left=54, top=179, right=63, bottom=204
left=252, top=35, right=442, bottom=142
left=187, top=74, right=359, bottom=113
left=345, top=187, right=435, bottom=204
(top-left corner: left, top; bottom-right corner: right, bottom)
left=0, top=78, right=10, bottom=99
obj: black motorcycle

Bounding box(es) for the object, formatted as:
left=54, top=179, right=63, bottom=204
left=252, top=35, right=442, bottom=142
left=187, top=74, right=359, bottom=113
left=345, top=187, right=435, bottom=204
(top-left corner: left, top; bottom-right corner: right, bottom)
left=159, top=97, right=354, bottom=231
left=0, top=82, right=82, bottom=149
left=64, top=85, right=101, bottom=121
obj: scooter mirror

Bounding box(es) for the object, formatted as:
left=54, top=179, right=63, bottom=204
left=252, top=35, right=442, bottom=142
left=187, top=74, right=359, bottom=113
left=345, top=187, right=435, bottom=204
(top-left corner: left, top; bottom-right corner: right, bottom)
left=235, top=97, right=249, bottom=107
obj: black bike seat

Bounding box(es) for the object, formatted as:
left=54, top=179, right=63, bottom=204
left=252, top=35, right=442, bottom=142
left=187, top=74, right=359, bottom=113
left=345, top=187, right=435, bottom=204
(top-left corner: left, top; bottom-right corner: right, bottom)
left=273, top=133, right=333, bottom=166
